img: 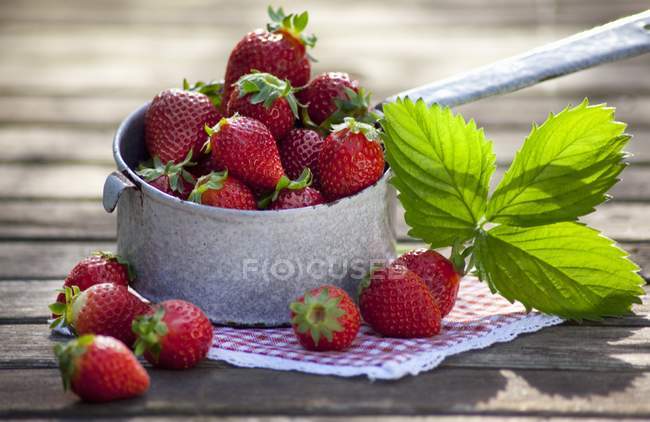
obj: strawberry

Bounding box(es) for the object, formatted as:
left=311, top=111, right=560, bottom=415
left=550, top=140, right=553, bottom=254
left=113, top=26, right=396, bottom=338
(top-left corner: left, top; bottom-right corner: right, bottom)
left=52, top=251, right=135, bottom=316
left=188, top=171, right=256, bottom=210
left=393, top=249, right=461, bottom=317
left=223, top=7, right=316, bottom=108
left=51, top=283, right=151, bottom=347
left=298, top=72, right=375, bottom=131
left=358, top=265, right=441, bottom=338
left=132, top=300, right=213, bottom=369
left=144, top=79, right=222, bottom=164
left=279, top=128, right=324, bottom=185
left=269, top=187, right=325, bottom=210
left=226, top=72, right=299, bottom=140
left=189, top=151, right=223, bottom=179
left=54, top=335, right=149, bottom=402
left=290, top=285, right=360, bottom=351
left=136, top=151, right=196, bottom=199
left=318, top=117, right=385, bottom=200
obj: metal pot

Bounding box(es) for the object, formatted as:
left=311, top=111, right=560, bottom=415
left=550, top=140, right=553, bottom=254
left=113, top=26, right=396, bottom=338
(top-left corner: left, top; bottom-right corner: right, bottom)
left=103, top=11, right=650, bottom=326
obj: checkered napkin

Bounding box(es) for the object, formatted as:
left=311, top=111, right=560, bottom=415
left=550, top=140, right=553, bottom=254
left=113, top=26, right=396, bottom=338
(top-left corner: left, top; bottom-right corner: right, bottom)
left=208, top=277, right=563, bottom=380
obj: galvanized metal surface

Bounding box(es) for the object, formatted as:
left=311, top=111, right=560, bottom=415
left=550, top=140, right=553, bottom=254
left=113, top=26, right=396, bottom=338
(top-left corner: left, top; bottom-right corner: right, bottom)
left=105, top=104, right=396, bottom=326
left=383, top=10, right=650, bottom=108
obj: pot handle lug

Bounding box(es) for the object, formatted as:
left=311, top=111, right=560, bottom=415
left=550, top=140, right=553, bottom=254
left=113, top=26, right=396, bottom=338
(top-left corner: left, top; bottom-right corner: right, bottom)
left=103, top=171, right=136, bottom=213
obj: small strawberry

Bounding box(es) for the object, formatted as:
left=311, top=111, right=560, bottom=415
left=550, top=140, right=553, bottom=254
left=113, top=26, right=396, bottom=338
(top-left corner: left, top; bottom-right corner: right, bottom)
left=290, top=285, right=360, bottom=351
left=51, top=283, right=151, bottom=347
left=298, top=72, right=376, bottom=131
left=54, top=335, right=149, bottom=402
left=145, top=79, right=222, bottom=164
left=132, top=300, right=213, bottom=369
left=318, top=117, right=385, bottom=201
left=393, top=249, right=461, bottom=317
left=52, top=251, right=135, bottom=316
left=279, top=128, right=324, bottom=185
left=188, top=170, right=256, bottom=210
left=137, top=151, right=196, bottom=199
left=223, top=7, right=316, bottom=111
left=226, top=72, right=299, bottom=140
left=358, top=265, right=441, bottom=338
left=269, top=187, right=325, bottom=210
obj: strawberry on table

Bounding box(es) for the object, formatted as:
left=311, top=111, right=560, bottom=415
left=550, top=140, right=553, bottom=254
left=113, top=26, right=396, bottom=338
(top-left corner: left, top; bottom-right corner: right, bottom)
left=298, top=72, right=375, bottom=131
left=279, top=128, right=324, bottom=185
left=394, top=249, right=461, bottom=317
left=226, top=72, right=299, bottom=140
left=132, top=300, right=214, bottom=369
left=52, top=251, right=135, bottom=315
left=269, top=186, right=325, bottom=210
left=223, top=7, right=316, bottom=112
left=290, top=285, right=360, bottom=351
left=359, top=265, right=442, bottom=338
left=145, top=79, right=222, bottom=164
left=318, top=117, right=385, bottom=201
left=188, top=170, right=257, bottom=210
left=137, top=151, right=196, bottom=199
left=50, top=283, right=151, bottom=347
left=54, top=335, right=149, bottom=403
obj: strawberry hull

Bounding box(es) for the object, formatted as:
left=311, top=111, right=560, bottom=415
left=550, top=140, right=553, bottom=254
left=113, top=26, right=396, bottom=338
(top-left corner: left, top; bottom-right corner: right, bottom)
left=103, top=103, right=396, bottom=326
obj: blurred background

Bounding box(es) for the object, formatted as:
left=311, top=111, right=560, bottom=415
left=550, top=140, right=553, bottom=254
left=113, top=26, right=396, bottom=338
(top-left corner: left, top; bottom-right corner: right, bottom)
left=0, top=0, right=649, bottom=272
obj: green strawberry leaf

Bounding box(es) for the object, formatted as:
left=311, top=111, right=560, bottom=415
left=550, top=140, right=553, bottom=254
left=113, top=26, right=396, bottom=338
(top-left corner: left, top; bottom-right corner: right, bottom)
left=473, top=222, right=644, bottom=320
left=486, top=100, right=629, bottom=226
left=381, top=98, right=496, bottom=248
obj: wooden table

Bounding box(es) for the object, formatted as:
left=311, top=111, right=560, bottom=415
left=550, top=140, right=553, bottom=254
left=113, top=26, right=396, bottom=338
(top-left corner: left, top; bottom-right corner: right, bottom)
left=1, top=0, right=649, bottom=419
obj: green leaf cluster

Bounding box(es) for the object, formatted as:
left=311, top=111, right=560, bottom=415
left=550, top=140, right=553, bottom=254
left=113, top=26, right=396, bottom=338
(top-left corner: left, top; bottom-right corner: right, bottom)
left=381, top=98, right=644, bottom=320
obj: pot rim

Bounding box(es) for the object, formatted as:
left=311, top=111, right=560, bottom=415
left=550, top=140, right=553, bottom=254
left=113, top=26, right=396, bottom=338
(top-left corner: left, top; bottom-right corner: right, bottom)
left=113, top=102, right=392, bottom=220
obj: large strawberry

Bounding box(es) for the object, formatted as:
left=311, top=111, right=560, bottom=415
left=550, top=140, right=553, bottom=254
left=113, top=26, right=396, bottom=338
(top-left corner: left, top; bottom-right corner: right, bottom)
left=226, top=72, right=299, bottom=140
left=188, top=171, right=256, bottom=210
left=269, top=187, right=325, bottom=210
left=52, top=251, right=135, bottom=316
left=290, top=285, right=360, bottom=351
left=137, top=151, right=196, bottom=199
left=51, top=283, right=151, bottom=346
left=279, top=128, right=324, bottom=185
left=358, top=265, right=441, bottom=338
left=223, top=7, right=316, bottom=108
left=298, top=72, right=376, bottom=131
left=393, top=249, right=461, bottom=317
left=145, top=79, right=222, bottom=164
left=318, top=117, right=385, bottom=200
left=132, top=300, right=213, bottom=369
left=54, top=335, right=149, bottom=402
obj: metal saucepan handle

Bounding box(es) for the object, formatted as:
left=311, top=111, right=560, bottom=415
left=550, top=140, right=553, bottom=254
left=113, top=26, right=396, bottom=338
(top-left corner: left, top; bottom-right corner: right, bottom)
left=381, top=10, right=650, bottom=108
left=102, top=171, right=137, bottom=213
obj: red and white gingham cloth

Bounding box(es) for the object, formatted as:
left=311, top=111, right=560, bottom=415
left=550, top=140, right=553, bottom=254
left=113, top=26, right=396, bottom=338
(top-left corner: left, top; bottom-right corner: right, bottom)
left=208, top=277, right=563, bottom=380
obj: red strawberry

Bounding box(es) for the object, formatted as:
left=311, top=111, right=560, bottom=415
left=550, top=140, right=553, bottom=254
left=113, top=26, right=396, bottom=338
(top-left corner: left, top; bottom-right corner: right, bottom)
left=269, top=187, right=325, bottom=210
left=223, top=7, right=316, bottom=108
left=298, top=72, right=375, bottom=130
left=359, top=265, right=441, bottom=338
left=188, top=171, right=256, bottom=210
left=279, top=128, right=324, bottom=185
left=51, top=283, right=151, bottom=347
left=52, top=251, right=135, bottom=316
left=145, top=80, right=222, bottom=164
left=136, top=151, right=196, bottom=199
left=226, top=72, right=299, bottom=140
left=206, top=115, right=294, bottom=191
left=318, top=117, right=385, bottom=200
left=290, top=285, right=360, bottom=351
left=393, top=249, right=461, bottom=317
left=132, top=300, right=213, bottom=369
left=54, top=335, right=149, bottom=402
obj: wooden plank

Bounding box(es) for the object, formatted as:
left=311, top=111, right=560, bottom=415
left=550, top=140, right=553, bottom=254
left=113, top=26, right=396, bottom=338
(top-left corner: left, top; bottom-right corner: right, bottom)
left=2, top=367, right=650, bottom=418
left=3, top=163, right=650, bottom=202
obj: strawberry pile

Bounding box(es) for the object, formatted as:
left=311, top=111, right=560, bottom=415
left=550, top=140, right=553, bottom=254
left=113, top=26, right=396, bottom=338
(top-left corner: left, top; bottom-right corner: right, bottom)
left=50, top=252, right=214, bottom=402
left=290, top=249, right=462, bottom=351
left=138, top=7, right=383, bottom=210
